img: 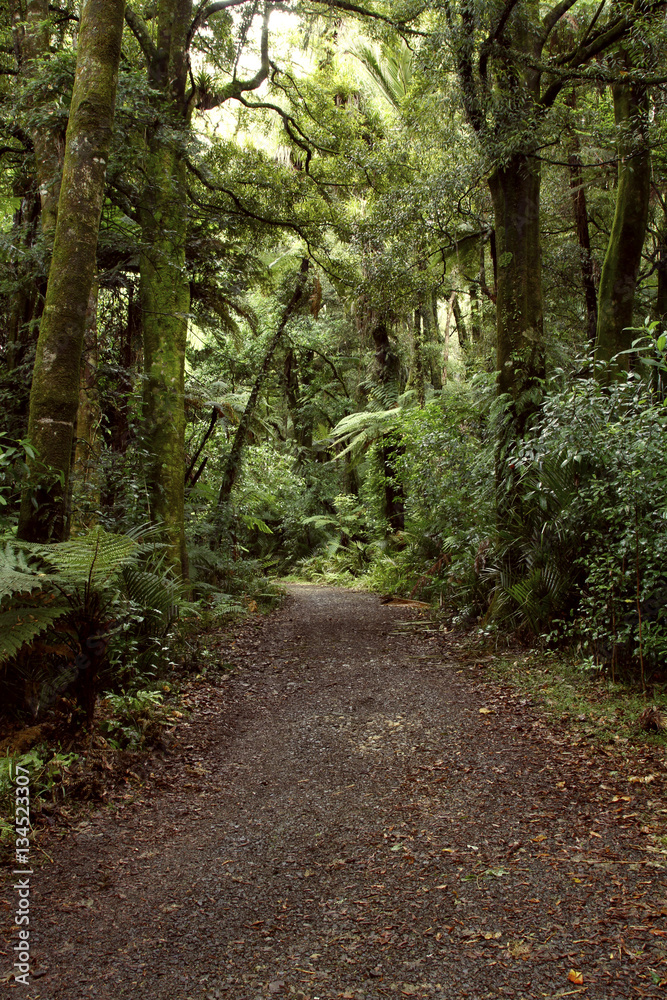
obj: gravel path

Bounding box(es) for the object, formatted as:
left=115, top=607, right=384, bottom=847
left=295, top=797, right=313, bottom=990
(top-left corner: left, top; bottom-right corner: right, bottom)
left=2, top=583, right=666, bottom=999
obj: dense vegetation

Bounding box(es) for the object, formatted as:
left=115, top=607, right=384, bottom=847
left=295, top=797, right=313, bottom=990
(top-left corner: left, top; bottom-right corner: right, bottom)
left=1, top=0, right=667, bottom=734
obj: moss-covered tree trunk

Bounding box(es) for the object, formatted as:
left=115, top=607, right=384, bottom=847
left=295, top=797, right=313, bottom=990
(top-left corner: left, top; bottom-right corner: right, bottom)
left=566, top=92, right=597, bottom=345
left=125, top=0, right=270, bottom=578
left=595, top=66, right=650, bottom=370
left=488, top=155, right=544, bottom=412
left=17, top=0, right=126, bottom=541
left=19, top=0, right=64, bottom=238
left=655, top=206, right=667, bottom=325
left=71, top=276, right=101, bottom=533
left=139, top=145, right=190, bottom=577
left=408, top=309, right=426, bottom=406
left=7, top=1, right=65, bottom=386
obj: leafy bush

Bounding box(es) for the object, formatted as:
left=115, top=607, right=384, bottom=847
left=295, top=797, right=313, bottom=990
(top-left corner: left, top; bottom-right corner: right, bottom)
left=503, top=364, right=667, bottom=680
left=99, top=689, right=168, bottom=749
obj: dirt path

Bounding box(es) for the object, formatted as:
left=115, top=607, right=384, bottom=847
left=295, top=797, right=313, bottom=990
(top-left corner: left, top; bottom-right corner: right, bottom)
left=2, top=584, right=666, bottom=999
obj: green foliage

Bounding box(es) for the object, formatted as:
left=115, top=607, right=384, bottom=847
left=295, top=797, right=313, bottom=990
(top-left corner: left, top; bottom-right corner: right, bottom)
left=0, top=748, right=79, bottom=848
left=500, top=363, right=667, bottom=678
left=0, top=526, right=185, bottom=721
left=99, top=689, right=167, bottom=750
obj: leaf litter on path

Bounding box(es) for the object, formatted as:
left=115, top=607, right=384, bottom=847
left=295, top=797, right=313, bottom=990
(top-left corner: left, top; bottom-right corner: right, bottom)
left=2, top=584, right=666, bottom=999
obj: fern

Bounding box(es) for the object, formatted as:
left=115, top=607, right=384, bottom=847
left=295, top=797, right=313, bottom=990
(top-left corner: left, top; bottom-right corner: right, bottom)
left=0, top=604, right=69, bottom=666
left=36, top=526, right=137, bottom=589
left=0, top=543, right=55, bottom=602
left=329, top=407, right=401, bottom=459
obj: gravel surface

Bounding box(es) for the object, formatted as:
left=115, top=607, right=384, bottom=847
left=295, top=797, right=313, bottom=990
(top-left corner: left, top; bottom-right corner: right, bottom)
left=2, top=583, right=666, bottom=999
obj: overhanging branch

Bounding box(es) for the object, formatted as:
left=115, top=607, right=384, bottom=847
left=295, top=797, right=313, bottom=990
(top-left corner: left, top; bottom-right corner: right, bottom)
left=125, top=6, right=157, bottom=64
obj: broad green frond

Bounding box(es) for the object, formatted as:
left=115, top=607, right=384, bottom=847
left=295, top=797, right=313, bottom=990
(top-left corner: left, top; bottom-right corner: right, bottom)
left=36, top=527, right=137, bottom=588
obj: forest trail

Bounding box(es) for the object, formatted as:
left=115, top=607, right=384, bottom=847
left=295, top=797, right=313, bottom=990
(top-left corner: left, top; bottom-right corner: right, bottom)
left=3, top=584, right=666, bottom=1000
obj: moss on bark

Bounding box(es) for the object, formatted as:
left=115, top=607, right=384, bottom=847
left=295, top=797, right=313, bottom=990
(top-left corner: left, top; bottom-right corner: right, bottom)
left=140, top=145, right=190, bottom=578
left=595, top=69, right=651, bottom=371
left=18, top=0, right=126, bottom=541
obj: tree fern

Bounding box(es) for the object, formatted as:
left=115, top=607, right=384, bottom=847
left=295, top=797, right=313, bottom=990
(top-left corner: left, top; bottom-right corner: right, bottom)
left=35, top=526, right=137, bottom=589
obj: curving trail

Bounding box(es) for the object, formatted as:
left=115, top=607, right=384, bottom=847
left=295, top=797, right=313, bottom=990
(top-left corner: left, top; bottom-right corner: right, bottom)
left=2, top=584, right=666, bottom=999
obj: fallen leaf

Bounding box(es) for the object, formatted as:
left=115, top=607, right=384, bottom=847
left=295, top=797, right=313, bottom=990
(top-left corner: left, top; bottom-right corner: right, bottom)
left=479, top=707, right=494, bottom=715
left=532, top=834, right=547, bottom=843
left=568, top=969, right=584, bottom=984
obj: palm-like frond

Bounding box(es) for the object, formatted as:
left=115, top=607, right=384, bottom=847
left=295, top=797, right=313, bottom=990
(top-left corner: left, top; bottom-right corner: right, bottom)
left=329, top=407, right=401, bottom=459
left=349, top=40, right=414, bottom=110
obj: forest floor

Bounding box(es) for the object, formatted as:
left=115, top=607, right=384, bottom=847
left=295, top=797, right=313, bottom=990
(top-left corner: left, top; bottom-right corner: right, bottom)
left=2, top=583, right=667, bottom=1000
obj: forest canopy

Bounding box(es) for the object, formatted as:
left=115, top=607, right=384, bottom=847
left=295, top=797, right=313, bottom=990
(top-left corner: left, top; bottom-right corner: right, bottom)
left=1, top=0, right=667, bottom=724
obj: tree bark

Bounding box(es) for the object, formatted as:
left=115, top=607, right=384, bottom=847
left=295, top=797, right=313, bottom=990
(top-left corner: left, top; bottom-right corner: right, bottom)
left=6, top=1, right=65, bottom=383
left=371, top=320, right=404, bottom=534
left=655, top=205, right=667, bottom=325
left=17, top=0, right=126, bottom=542
left=566, top=92, right=597, bottom=345
left=126, top=0, right=271, bottom=577
left=488, top=153, right=545, bottom=411
left=19, top=0, right=65, bottom=238
left=595, top=65, right=651, bottom=370
left=140, top=144, right=190, bottom=577
left=452, top=294, right=468, bottom=348
left=71, top=276, right=101, bottom=533
left=488, top=152, right=545, bottom=532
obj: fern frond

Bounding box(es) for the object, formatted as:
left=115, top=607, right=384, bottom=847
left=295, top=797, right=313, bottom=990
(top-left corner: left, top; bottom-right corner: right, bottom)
left=37, top=527, right=137, bottom=588
left=122, top=567, right=183, bottom=626
left=0, top=543, right=55, bottom=601
left=0, top=605, right=69, bottom=665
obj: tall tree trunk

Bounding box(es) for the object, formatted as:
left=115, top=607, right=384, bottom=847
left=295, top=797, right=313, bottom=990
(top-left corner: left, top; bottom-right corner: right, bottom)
left=19, top=0, right=64, bottom=239
left=409, top=309, right=426, bottom=406
left=566, top=94, right=597, bottom=345
left=71, top=276, right=101, bottom=533
left=17, top=0, right=126, bottom=542
left=488, top=155, right=545, bottom=410
left=452, top=294, right=468, bottom=348
left=371, top=320, right=404, bottom=534
left=424, top=293, right=442, bottom=390
left=488, top=152, right=545, bottom=528
left=595, top=66, right=650, bottom=370
left=655, top=205, right=667, bottom=325
left=140, top=144, right=190, bottom=577
left=7, top=1, right=65, bottom=386
left=217, top=260, right=310, bottom=511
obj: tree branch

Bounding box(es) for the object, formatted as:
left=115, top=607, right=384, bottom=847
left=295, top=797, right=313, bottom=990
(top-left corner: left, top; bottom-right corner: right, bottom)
left=125, top=6, right=157, bottom=64
left=188, top=0, right=249, bottom=49
left=197, top=2, right=270, bottom=108
left=541, top=0, right=582, bottom=42
left=305, top=0, right=427, bottom=34
left=539, top=2, right=660, bottom=110
left=479, top=0, right=523, bottom=82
